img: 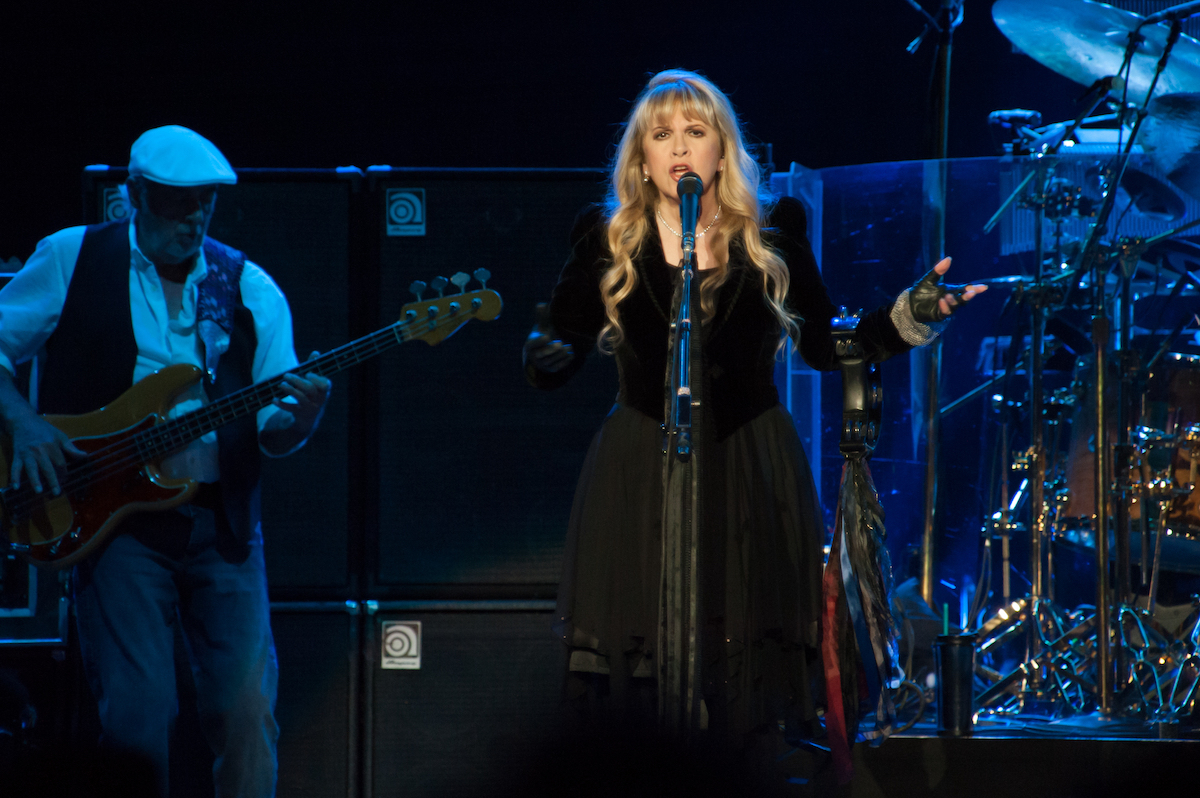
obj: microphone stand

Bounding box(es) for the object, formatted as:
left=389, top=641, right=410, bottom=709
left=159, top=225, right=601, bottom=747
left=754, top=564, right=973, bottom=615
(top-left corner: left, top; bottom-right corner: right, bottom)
left=659, top=177, right=704, bottom=732
left=669, top=221, right=697, bottom=461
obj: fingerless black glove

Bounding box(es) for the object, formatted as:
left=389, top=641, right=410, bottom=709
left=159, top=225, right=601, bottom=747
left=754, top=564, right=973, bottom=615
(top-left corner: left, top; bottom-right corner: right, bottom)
left=908, top=268, right=968, bottom=323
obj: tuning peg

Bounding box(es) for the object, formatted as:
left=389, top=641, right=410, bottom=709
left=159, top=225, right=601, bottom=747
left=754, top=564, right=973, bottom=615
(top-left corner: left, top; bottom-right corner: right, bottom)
left=409, top=280, right=427, bottom=300
left=473, top=268, right=491, bottom=289
left=430, top=276, right=449, bottom=297
left=450, top=272, right=470, bottom=293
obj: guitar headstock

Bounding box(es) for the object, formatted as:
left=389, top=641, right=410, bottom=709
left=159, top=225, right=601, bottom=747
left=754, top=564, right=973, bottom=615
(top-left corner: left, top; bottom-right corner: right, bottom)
left=400, top=270, right=503, bottom=346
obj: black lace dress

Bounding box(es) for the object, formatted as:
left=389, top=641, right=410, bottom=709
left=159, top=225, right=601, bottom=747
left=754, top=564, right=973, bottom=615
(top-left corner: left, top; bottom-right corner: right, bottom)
left=528, top=197, right=909, bottom=738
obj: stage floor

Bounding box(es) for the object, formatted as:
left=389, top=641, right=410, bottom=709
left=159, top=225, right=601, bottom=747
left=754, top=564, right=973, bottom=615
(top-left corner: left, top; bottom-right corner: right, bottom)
left=781, top=721, right=1198, bottom=797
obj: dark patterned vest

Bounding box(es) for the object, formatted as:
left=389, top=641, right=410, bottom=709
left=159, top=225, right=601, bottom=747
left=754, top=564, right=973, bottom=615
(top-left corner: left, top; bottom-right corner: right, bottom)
left=39, top=220, right=263, bottom=544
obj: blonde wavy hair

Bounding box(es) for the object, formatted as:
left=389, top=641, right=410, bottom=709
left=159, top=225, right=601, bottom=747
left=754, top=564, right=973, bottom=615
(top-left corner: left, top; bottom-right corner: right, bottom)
left=599, top=69, right=800, bottom=350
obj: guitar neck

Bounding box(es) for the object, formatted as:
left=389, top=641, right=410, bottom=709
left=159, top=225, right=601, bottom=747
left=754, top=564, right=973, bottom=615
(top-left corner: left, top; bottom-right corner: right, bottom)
left=137, top=318, right=409, bottom=461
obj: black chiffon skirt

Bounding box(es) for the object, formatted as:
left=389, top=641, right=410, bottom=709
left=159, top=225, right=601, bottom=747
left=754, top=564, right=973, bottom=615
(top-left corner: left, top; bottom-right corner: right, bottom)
left=555, top=403, right=825, bottom=738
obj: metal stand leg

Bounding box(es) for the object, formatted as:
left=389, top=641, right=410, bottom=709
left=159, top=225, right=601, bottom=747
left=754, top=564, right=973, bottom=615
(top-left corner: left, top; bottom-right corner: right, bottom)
left=1148, top=501, right=1169, bottom=614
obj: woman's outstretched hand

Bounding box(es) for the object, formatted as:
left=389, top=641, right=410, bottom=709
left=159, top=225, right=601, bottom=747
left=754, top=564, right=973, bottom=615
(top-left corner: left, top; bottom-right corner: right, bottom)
left=523, top=303, right=575, bottom=373
left=909, top=257, right=987, bottom=323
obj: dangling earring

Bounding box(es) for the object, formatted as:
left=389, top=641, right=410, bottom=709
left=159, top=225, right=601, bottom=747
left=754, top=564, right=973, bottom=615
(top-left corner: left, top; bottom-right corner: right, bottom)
left=642, top=172, right=649, bottom=183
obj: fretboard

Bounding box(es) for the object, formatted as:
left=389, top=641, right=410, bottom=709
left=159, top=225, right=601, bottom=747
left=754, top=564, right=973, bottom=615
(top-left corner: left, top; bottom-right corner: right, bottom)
left=133, top=315, right=416, bottom=462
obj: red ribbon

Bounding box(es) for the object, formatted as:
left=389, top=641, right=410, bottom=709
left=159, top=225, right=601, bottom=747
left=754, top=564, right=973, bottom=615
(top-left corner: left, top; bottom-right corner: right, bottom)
left=821, top=513, right=855, bottom=785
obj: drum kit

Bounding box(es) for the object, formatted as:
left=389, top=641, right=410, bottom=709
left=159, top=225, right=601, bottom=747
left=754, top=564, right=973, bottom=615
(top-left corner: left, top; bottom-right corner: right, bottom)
left=964, top=0, right=1200, bottom=728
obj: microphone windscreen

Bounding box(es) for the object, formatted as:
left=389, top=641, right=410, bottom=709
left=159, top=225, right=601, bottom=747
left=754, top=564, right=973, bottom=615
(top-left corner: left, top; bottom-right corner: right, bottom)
left=677, top=172, right=703, bottom=198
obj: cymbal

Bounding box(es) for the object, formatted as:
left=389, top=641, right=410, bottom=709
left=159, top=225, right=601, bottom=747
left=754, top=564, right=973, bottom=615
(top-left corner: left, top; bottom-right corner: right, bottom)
left=1093, top=240, right=1200, bottom=292
left=1085, top=164, right=1187, bottom=221
left=1061, top=239, right=1200, bottom=310
left=1147, top=236, right=1200, bottom=266
left=1120, top=167, right=1188, bottom=221
left=993, top=0, right=1200, bottom=100
left=1141, top=92, right=1200, bottom=201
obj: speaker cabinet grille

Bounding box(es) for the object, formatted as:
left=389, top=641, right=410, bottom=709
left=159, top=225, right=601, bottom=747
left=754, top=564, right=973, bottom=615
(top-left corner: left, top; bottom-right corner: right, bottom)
left=371, top=170, right=613, bottom=589
left=273, top=605, right=358, bottom=798
left=366, top=607, right=562, bottom=797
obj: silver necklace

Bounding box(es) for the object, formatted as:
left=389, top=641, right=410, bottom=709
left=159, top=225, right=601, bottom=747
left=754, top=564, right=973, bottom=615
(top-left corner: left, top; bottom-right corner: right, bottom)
left=657, top=204, right=721, bottom=239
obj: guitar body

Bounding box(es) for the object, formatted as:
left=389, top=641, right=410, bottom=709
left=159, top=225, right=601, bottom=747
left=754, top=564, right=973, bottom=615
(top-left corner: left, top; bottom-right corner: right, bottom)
left=1, top=364, right=203, bottom=568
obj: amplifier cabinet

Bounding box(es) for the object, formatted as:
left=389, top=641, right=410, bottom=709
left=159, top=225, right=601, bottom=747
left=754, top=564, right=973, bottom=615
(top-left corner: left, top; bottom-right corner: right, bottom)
left=0, top=558, right=67, bottom=646
left=362, top=601, right=562, bottom=798
left=272, top=601, right=362, bottom=798
left=366, top=168, right=614, bottom=595
left=158, top=601, right=364, bottom=798
left=0, top=273, right=67, bottom=646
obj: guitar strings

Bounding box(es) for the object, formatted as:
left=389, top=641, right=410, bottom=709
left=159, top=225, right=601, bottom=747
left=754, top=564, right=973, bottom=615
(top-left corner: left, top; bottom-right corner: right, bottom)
left=6, top=312, right=435, bottom=515
left=3, top=299, right=487, bottom=522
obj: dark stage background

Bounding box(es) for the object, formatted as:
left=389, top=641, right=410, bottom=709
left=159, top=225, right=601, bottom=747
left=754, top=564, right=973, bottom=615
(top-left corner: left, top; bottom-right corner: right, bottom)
left=0, top=1, right=1084, bottom=263
left=5, top=1, right=1193, bottom=795
left=0, top=0, right=1087, bottom=570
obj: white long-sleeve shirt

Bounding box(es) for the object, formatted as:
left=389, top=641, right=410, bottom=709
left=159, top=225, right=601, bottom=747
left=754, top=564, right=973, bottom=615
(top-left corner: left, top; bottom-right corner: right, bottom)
left=0, top=220, right=299, bottom=481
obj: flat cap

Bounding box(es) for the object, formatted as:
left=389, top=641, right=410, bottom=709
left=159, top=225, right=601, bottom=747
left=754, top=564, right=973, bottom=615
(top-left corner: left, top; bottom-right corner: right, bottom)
left=128, top=125, right=237, bottom=186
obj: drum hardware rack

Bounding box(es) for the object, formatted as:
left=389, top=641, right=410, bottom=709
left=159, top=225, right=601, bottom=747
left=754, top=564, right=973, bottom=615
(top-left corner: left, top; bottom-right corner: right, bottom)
left=947, top=0, right=1200, bottom=731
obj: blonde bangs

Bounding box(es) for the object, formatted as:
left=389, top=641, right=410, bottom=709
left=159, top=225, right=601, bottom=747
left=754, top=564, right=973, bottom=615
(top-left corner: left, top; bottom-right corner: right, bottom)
left=636, top=81, right=720, bottom=137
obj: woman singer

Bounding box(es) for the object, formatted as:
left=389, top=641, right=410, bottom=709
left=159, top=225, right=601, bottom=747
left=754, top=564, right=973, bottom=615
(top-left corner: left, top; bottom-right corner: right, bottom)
left=524, top=69, right=984, bottom=752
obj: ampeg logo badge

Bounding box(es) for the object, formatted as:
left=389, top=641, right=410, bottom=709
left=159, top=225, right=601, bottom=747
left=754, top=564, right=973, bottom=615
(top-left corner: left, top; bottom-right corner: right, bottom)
left=381, top=620, right=422, bottom=669
left=103, top=188, right=128, bottom=222
left=386, top=188, right=426, bottom=236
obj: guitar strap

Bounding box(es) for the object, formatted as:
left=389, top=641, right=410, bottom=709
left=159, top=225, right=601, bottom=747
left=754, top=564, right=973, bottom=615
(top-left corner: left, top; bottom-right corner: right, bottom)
left=197, top=239, right=247, bottom=382
left=196, top=238, right=262, bottom=548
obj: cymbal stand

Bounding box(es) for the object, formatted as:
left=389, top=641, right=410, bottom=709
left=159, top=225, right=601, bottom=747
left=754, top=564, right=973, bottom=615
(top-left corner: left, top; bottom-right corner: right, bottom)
left=974, top=153, right=1082, bottom=710
left=1028, top=158, right=1051, bottom=613
left=971, top=352, right=1036, bottom=622
left=1041, top=17, right=1186, bottom=718
left=1104, top=180, right=1198, bottom=616
left=1110, top=238, right=1143, bottom=691
left=1146, top=498, right=1172, bottom=615
left=1042, top=386, right=1078, bottom=604
left=1043, top=205, right=1075, bottom=604
left=975, top=20, right=1192, bottom=717
left=1051, top=209, right=1200, bottom=726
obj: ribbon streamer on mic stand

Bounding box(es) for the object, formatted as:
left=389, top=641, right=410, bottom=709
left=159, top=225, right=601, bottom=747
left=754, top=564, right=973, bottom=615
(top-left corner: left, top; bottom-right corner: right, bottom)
left=821, top=309, right=902, bottom=784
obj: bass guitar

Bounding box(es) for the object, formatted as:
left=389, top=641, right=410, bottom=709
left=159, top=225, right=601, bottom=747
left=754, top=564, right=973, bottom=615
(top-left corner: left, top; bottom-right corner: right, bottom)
left=1, top=270, right=501, bottom=568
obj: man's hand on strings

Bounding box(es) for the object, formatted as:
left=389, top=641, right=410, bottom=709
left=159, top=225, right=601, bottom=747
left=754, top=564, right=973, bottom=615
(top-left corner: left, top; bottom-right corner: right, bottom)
left=8, top=413, right=86, bottom=496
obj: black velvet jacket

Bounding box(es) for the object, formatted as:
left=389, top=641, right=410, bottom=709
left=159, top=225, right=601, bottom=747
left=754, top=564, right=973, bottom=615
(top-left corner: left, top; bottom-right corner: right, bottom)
left=528, top=197, right=910, bottom=439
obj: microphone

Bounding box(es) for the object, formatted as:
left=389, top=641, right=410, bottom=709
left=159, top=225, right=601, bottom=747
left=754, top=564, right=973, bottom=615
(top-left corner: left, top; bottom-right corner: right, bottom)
left=677, top=172, right=703, bottom=263
left=987, top=109, right=1043, bottom=129
left=1143, top=0, right=1200, bottom=25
